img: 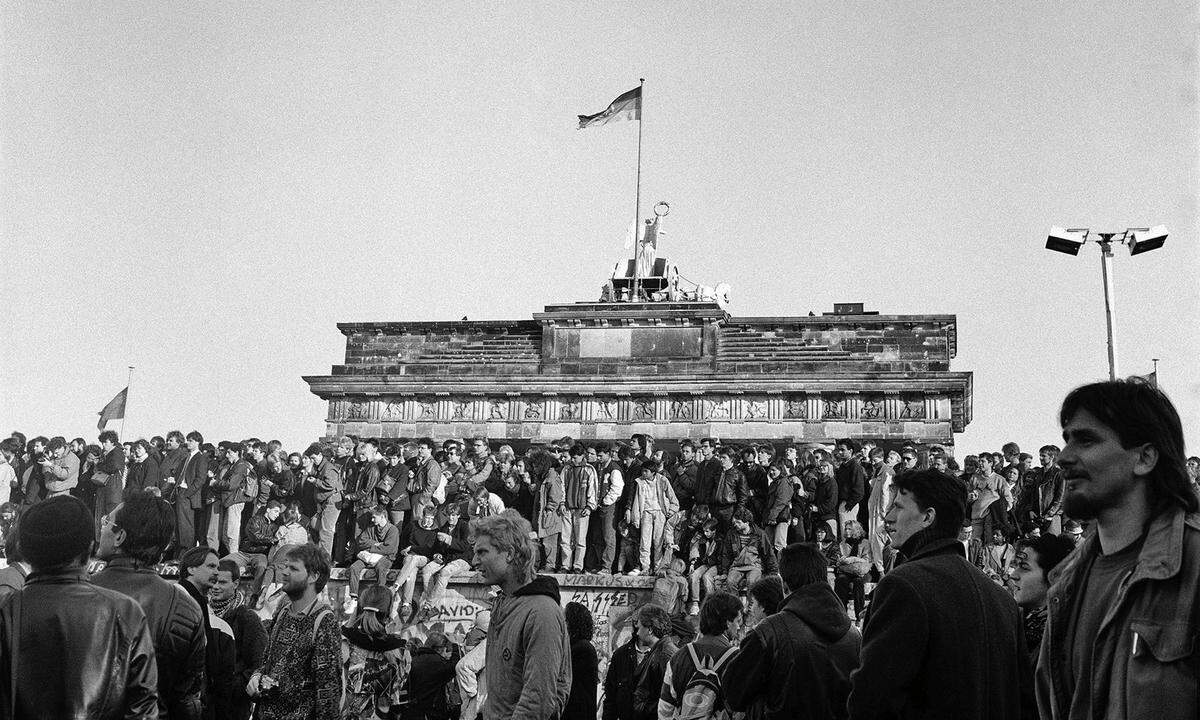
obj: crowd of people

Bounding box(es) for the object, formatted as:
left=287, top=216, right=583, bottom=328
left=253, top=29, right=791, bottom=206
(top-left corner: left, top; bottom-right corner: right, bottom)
left=0, top=377, right=1196, bottom=720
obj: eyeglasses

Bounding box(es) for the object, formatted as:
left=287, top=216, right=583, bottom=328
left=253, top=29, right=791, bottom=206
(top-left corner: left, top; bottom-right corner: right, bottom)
left=902, top=456, right=916, bottom=462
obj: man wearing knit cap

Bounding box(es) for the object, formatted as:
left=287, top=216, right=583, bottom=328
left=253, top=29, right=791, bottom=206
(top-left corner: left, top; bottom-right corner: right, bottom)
left=0, top=495, right=159, bottom=717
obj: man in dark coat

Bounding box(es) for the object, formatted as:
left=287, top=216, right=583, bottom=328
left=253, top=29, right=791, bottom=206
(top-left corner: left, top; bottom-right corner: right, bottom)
left=833, top=439, right=867, bottom=539
left=847, top=469, right=1034, bottom=720
left=603, top=604, right=677, bottom=720
left=722, top=543, right=861, bottom=720
left=174, top=431, right=209, bottom=555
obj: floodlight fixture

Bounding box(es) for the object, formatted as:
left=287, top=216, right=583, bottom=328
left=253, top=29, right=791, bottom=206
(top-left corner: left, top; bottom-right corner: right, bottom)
left=1043, top=223, right=1167, bottom=381
left=1045, top=226, right=1088, bottom=255
left=1127, top=225, right=1168, bottom=256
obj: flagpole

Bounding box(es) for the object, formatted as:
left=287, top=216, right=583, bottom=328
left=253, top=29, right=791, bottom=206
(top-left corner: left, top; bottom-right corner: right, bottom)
left=122, top=366, right=134, bottom=439
left=632, top=77, right=645, bottom=301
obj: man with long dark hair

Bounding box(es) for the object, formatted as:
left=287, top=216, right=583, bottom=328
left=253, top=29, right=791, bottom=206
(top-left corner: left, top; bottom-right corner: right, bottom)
left=1036, top=379, right=1199, bottom=719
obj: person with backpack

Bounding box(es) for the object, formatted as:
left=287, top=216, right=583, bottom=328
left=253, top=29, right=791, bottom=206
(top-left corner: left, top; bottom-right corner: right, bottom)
left=247, top=543, right=343, bottom=720
left=656, top=590, right=743, bottom=720
left=721, top=542, right=861, bottom=720
left=341, top=584, right=409, bottom=720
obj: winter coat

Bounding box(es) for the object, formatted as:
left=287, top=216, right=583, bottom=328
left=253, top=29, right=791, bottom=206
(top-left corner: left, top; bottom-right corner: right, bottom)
left=763, top=475, right=793, bottom=526
left=484, top=575, right=572, bottom=720
left=723, top=582, right=862, bottom=720
left=847, top=535, right=1034, bottom=720
left=835, top=459, right=867, bottom=509
left=535, top=469, right=565, bottom=538
left=603, top=635, right=677, bottom=720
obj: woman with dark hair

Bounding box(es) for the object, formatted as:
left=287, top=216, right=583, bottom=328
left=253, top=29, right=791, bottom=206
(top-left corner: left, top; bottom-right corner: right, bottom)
left=342, top=584, right=409, bottom=720
left=562, top=601, right=598, bottom=720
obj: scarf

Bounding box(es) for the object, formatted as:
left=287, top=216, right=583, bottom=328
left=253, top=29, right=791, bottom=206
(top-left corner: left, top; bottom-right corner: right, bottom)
left=210, top=588, right=246, bottom=619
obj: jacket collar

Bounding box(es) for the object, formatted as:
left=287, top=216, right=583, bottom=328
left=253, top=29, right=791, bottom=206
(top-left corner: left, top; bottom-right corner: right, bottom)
left=897, top=535, right=965, bottom=565
left=1049, top=506, right=1191, bottom=588
left=101, top=555, right=158, bottom=573
left=26, top=566, right=90, bottom=584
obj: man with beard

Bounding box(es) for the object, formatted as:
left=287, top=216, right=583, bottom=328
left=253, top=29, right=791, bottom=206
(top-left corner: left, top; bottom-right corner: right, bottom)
left=1037, top=380, right=1200, bottom=720
left=247, top=544, right=342, bottom=720
left=92, top=494, right=206, bottom=719
left=848, top=469, right=1033, bottom=719
left=210, top=558, right=267, bottom=720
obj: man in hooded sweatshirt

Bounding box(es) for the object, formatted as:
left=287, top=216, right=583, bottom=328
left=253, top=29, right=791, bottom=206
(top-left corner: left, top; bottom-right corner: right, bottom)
left=721, top=542, right=861, bottom=719
left=474, top=509, right=571, bottom=720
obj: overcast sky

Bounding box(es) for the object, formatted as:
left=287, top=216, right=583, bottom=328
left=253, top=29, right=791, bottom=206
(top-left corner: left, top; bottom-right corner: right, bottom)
left=2, top=1, right=1197, bottom=453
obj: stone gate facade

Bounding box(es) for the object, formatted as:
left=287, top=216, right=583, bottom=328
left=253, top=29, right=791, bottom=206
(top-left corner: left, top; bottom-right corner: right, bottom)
left=303, top=297, right=972, bottom=448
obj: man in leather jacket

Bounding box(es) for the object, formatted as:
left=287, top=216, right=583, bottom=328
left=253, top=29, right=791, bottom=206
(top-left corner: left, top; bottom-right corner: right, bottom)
left=93, top=493, right=207, bottom=719
left=0, top=495, right=158, bottom=718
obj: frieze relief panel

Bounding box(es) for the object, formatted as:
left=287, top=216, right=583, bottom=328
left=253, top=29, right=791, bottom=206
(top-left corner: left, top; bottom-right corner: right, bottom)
left=487, top=398, right=508, bottom=421
left=704, top=397, right=732, bottom=420
left=783, top=395, right=808, bottom=420
left=861, top=396, right=884, bottom=420
left=346, top=400, right=371, bottom=422
left=560, top=398, right=582, bottom=422
left=744, top=399, right=768, bottom=421
left=416, top=400, right=437, bottom=421
left=381, top=399, right=407, bottom=422
left=594, top=398, right=618, bottom=422
left=668, top=398, right=695, bottom=421
left=822, top=395, right=847, bottom=420
left=900, top=396, right=926, bottom=419
left=631, top=398, right=655, bottom=422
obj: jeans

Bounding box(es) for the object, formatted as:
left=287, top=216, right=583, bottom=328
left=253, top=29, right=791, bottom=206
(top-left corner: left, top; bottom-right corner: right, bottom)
left=348, top=553, right=394, bottom=597
left=689, top=565, right=719, bottom=602
left=768, top=522, right=789, bottom=552
left=393, top=554, right=430, bottom=605
left=637, top=510, right=666, bottom=571
left=315, top=503, right=339, bottom=559
left=726, top=564, right=761, bottom=594
left=559, top=509, right=590, bottom=571
left=207, top=503, right=245, bottom=555
left=419, top=558, right=471, bottom=606
left=586, top=504, right=618, bottom=572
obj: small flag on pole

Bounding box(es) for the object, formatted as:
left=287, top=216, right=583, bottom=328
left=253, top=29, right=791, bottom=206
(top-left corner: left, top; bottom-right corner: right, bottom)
left=578, top=86, right=642, bottom=129
left=97, top=387, right=128, bottom=431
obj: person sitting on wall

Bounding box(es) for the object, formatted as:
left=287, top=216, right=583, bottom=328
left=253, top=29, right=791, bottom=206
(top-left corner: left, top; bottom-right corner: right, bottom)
left=344, top=505, right=400, bottom=616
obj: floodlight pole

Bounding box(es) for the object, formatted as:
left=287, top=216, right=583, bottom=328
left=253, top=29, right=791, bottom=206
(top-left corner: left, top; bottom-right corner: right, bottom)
left=1096, top=234, right=1119, bottom=381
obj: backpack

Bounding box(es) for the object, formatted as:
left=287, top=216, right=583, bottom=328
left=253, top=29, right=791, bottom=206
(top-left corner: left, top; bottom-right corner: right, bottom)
left=675, top=643, right=739, bottom=720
